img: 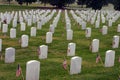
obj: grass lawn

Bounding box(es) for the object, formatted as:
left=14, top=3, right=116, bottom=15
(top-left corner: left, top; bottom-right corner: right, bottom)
left=0, top=5, right=120, bottom=80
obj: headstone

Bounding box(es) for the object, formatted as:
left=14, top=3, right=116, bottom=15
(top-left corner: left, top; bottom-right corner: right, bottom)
left=27, top=19, right=32, bottom=26
left=12, top=19, right=17, bottom=28
left=5, top=47, right=15, bottom=63
left=117, top=24, right=120, bottom=32
left=38, top=45, right=48, bottom=59
left=66, top=23, right=71, bottom=30
left=81, top=22, right=86, bottom=30
left=70, top=56, right=82, bottom=75
left=37, top=21, right=42, bottom=30
left=2, top=24, right=8, bottom=33
left=101, top=26, right=108, bottom=35
left=19, top=17, right=23, bottom=23
left=26, top=60, right=40, bottom=80
left=49, top=25, right=55, bottom=33
left=67, top=29, right=73, bottom=40
left=0, top=22, right=2, bottom=29
left=31, top=27, right=37, bottom=37
left=0, top=39, right=2, bottom=52
left=108, top=19, right=112, bottom=27
left=46, top=32, right=53, bottom=43
left=20, top=22, right=26, bottom=31
left=21, top=35, right=29, bottom=48
left=10, top=28, right=16, bottom=38
left=102, top=17, right=105, bottom=23
left=91, top=39, right=99, bottom=53
left=85, top=28, right=91, bottom=38
left=67, top=43, right=76, bottom=56
left=112, top=35, right=119, bottom=48
left=105, top=50, right=115, bottom=67
left=95, top=20, right=100, bottom=28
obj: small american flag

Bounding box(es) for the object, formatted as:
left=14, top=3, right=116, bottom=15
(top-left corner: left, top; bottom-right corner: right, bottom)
left=0, top=53, right=2, bottom=60
left=96, top=54, right=101, bottom=63
left=67, top=46, right=70, bottom=54
left=112, top=41, right=115, bottom=46
left=99, top=29, right=102, bottom=32
left=19, top=38, right=22, bottom=44
left=37, top=47, right=41, bottom=55
left=62, top=59, right=67, bottom=70
left=16, top=64, right=21, bottom=77
left=118, top=57, right=120, bottom=63
left=89, top=44, right=92, bottom=51
left=86, top=29, right=88, bottom=34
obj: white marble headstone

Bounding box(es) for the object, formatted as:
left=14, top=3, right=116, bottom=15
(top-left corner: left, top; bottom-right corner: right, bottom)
left=26, top=60, right=40, bottom=80
left=27, top=19, right=32, bottom=26
left=81, top=22, right=86, bottom=30
left=2, top=24, right=8, bottom=33
left=66, top=23, right=71, bottom=30
left=31, top=27, right=36, bottom=37
left=38, top=45, right=48, bottom=59
left=49, top=24, right=55, bottom=33
left=108, top=19, right=112, bottom=27
left=91, top=39, right=99, bottom=53
left=85, top=28, right=91, bottom=38
left=117, top=24, right=120, bottom=32
left=10, top=28, right=16, bottom=38
left=0, top=39, right=2, bottom=52
left=67, top=43, right=76, bottom=56
left=105, top=50, right=115, bottom=67
left=20, top=22, right=26, bottom=31
left=95, top=20, right=100, bottom=28
left=112, top=35, right=119, bottom=48
left=0, top=22, right=1, bottom=29
left=21, top=35, right=29, bottom=48
left=46, top=32, right=53, bottom=43
left=67, top=29, right=73, bottom=40
left=37, top=21, right=42, bottom=30
left=102, top=26, right=108, bottom=35
left=70, top=56, right=82, bottom=75
left=5, top=47, right=15, bottom=63
left=12, top=19, right=17, bottom=28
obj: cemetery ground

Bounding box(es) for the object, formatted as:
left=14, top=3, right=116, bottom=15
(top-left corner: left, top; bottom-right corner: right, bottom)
left=0, top=5, right=120, bottom=80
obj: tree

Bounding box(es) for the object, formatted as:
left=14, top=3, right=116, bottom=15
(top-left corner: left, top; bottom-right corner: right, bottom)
left=77, top=0, right=87, bottom=7
left=16, top=0, right=37, bottom=5
left=66, top=0, right=76, bottom=7
left=78, top=0, right=106, bottom=10
left=39, top=0, right=50, bottom=6
left=16, top=0, right=23, bottom=5
left=113, top=0, right=120, bottom=10
left=7, top=0, right=12, bottom=5
left=49, top=0, right=75, bottom=8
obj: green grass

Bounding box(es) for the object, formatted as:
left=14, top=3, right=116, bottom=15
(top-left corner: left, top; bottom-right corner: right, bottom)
left=0, top=5, right=120, bottom=80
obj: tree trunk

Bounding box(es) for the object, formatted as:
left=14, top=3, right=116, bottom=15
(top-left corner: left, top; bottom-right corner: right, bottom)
left=8, top=0, right=10, bottom=5
left=26, top=2, right=28, bottom=6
